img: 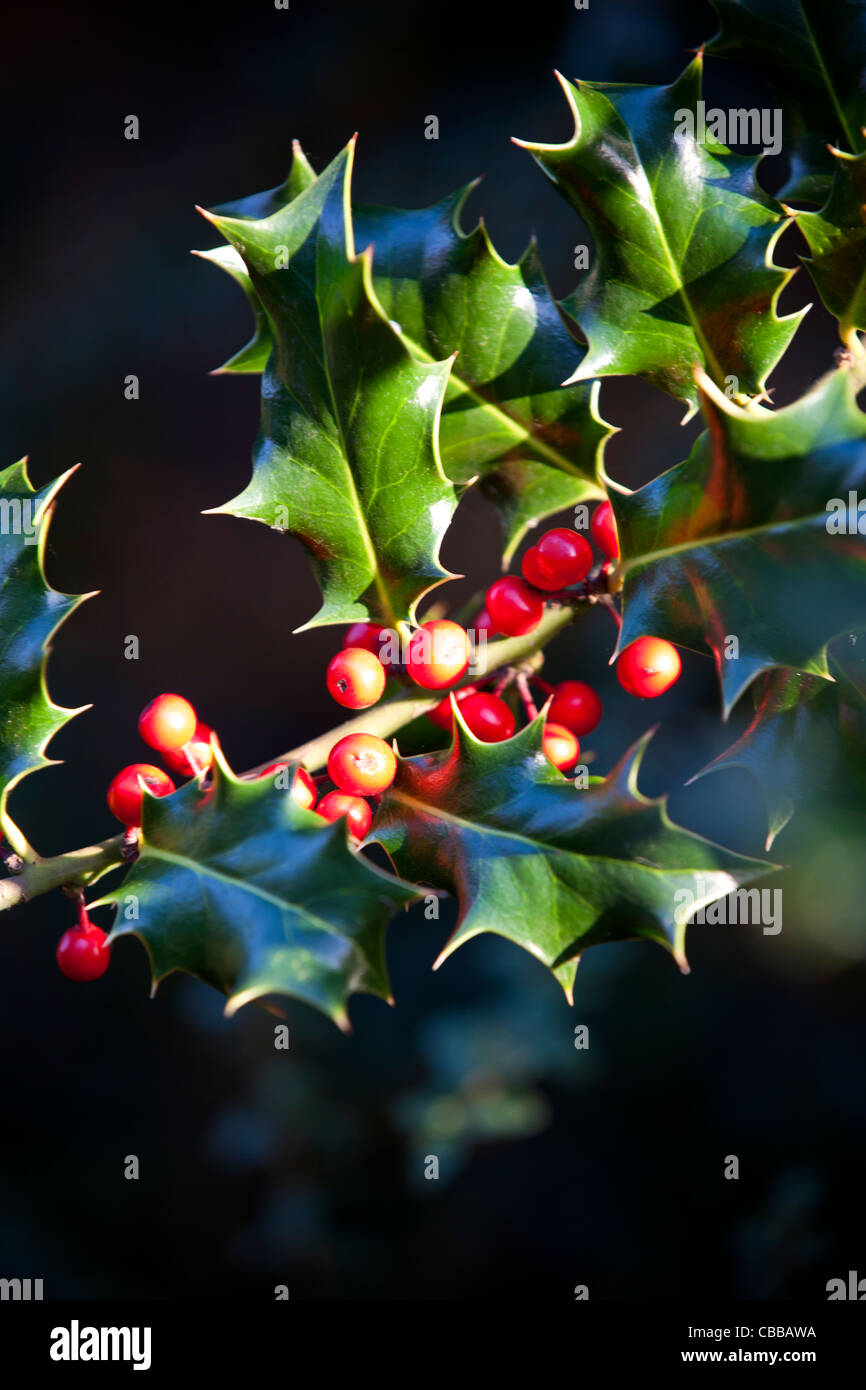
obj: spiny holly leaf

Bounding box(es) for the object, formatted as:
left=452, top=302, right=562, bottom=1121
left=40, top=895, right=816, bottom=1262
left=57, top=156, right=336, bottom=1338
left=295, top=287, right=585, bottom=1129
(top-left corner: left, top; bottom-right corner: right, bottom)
left=707, top=0, right=866, bottom=201
left=611, top=366, right=866, bottom=715
left=200, top=148, right=610, bottom=563
left=201, top=139, right=458, bottom=631
left=192, top=141, right=317, bottom=374
left=516, top=56, right=802, bottom=415
left=0, top=459, right=87, bottom=857
left=353, top=192, right=609, bottom=560
left=374, top=712, right=769, bottom=997
left=690, top=654, right=866, bottom=849
left=193, top=245, right=273, bottom=374
left=791, top=147, right=866, bottom=340
left=94, top=747, right=419, bottom=1029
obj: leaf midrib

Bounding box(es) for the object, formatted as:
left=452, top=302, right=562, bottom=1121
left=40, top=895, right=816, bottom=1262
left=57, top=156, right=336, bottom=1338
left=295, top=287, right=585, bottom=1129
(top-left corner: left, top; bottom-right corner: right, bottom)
left=594, top=89, right=729, bottom=387
left=621, top=505, right=840, bottom=571
left=798, top=0, right=861, bottom=155
left=389, top=786, right=717, bottom=877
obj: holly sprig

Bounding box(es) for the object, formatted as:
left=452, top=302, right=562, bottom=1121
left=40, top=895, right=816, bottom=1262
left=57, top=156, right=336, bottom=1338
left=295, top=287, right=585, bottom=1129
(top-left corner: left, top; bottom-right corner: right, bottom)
left=3, top=0, right=866, bottom=1026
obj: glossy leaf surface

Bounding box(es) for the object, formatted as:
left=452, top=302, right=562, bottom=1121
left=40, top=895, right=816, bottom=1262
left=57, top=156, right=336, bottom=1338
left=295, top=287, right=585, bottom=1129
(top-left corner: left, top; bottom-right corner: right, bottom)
left=96, top=749, right=418, bottom=1027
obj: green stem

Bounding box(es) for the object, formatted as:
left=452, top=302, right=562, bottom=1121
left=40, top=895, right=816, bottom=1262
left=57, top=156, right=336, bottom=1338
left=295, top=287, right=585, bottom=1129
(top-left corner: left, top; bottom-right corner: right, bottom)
left=0, top=602, right=580, bottom=914
left=0, top=836, right=127, bottom=913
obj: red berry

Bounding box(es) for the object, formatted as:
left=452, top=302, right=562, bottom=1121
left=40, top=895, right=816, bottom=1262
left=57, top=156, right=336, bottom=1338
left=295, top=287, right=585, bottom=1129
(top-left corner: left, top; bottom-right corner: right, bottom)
left=253, top=763, right=317, bottom=809
left=406, top=619, right=471, bottom=690
left=317, top=791, right=373, bottom=840
left=548, top=681, right=602, bottom=737
left=543, top=722, right=580, bottom=771
left=535, top=528, right=593, bottom=586
left=458, top=692, right=516, bottom=742
left=591, top=500, right=619, bottom=559
left=162, top=721, right=213, bottom=777
left=474, top=607, right=495, bottom=634
left=138, top=693, right=197, bottom=752
left=255, top=761, right=286, bottom=781
left=328, top=733, right=397, bottom=795
left=327, top=647, right=386, bottom=709
left=292, top=767, right=317, bottom=809
left=521, top=545, right=562, bottom=592
left=343, top=622, right=394, bottom=667
left=428, top=685, right=475, bottom=730
left=107, top=763, right=175, bottom=827
left=485, top=577, right=545, bottom=637
left=617, top=637, right=682, bottom=698
left=56, top=926, right=111, bottom=982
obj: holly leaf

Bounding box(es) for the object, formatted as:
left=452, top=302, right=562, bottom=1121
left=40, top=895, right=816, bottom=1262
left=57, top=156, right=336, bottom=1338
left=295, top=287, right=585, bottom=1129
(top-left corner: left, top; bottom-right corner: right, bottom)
left=93, top=747, right=419, bottom=1029
left=374, top=713, right=769, bottom=997
left=353, top=192, right=609, bottom=560
left=200, top=148, right=610, bottom=563
left=192, top=140, right=317, bottom=375
left=707, top=0, right=866, bottom=202
left=690, top=657, right=866, bottom=849
left=201, top=139, right=459, bottom=631
left=516, top=56, right=802, bottom=414
left=791, top=147, right=866, bottom=340
left=612, top=366, right=866, bottom=715
left=0, top=459, right=87, bottom=856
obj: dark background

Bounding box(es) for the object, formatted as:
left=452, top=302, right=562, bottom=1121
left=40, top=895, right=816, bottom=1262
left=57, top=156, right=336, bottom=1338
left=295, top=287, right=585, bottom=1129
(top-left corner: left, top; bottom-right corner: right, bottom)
left=1, top=0, right=864, bottom=1299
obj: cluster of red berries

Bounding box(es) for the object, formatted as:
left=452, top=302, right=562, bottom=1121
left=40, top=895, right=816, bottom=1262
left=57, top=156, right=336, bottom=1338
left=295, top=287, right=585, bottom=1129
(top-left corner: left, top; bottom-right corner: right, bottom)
left=484, top=504, right=681, bottom=699
left=104, top=693, right=379, bottom=840
left=61, top=500, right=680, bottom=982
left=325, top=616, right=588, bottom=772
left=317, top=503, right=682, bottom=793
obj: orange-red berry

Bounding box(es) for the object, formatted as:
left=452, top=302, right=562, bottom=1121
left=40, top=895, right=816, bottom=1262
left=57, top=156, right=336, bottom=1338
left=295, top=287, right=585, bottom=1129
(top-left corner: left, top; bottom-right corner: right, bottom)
left=617, top=637, right=681, bottom=698
left=342, top=622, right=394, bottom=667
left=317, top=791, right=373, bottom=840
left=162, top=721, right=213, bottom=777
left=406, top=619, right=471, bottom=690
left=107, top=763, right=175, bottom=827
left=327, top=733, right=397, bottom=795
left=543, top=723, right=580, bottom=770
left=138, top=693, right=197, bottom=752
left=326, top=647, right=386, bottom=709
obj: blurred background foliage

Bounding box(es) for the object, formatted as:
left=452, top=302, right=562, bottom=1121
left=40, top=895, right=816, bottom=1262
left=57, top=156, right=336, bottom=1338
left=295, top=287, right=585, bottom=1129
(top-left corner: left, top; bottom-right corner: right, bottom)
left=0, top=0, right=864, bottom=1298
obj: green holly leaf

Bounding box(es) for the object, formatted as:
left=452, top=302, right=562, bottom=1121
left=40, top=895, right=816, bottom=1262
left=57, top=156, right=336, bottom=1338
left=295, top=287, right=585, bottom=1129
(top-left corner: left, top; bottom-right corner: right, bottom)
left=353, top=192, right=609, bottom=560
left=201, top=140, right=459, bottom=631
left=516, top=56, right=802, bottom=414
left=0, top=459, right=87, bottom=856
left=612, top=366, right=866, bottom=715
left=200, top=149, right=610, bottom=563
left=792, top=147, right=866, bottom=341
left=94, top=747, right=419, bottom=1028
left=374, top=713, right=769, bottom=997
left=707, top=0, right=866, bottom=202
left=193, top=245, right=273, bottom=374
left=192, top=140, right=317, bottom=375
left=690, top=657, right=866, bottom=849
